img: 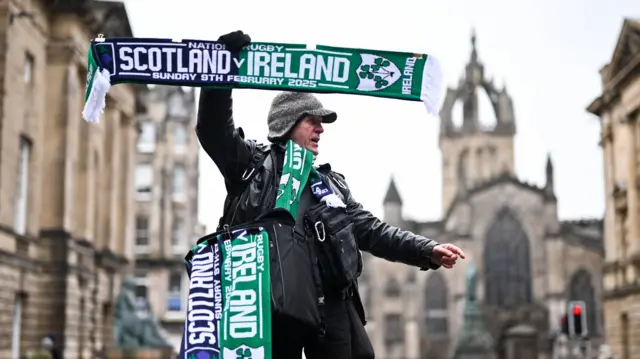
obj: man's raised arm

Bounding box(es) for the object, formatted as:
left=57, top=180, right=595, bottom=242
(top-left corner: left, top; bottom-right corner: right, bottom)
left=195, top=88, right=253, bottom=182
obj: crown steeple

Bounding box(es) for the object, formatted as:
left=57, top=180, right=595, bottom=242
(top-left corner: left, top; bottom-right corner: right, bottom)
left=439, top=30, right=516, bottom=138
left=438, top=30, right=518, bottom=214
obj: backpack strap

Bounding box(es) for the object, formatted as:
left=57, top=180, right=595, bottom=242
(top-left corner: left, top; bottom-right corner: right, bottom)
left=326, top=171, right=350, bottom=200
left=217, top=142, right=271, bottom=231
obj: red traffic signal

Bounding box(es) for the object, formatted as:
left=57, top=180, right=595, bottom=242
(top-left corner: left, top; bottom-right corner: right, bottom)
left=567, top=301, right=588, bottom=338
left=573, top=304, right=582, bottom=316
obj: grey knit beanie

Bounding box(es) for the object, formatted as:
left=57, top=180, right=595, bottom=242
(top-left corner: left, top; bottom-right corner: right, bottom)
left=267, top=91, right=337, bottom=143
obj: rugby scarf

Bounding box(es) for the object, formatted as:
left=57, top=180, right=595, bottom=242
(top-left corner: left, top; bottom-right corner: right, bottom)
left=82, top=35, right=444, bottom=123
left=180, top=140, right=343, bottom=359
left=275, top=140, right=346, bottom=214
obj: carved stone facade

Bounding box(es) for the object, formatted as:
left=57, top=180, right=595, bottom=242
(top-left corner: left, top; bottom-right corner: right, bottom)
left=361, top=34, right=605, bottom=359
left=0, top=1, right=140, bottom=358
left=133, top=85, right=204, bottom=352
left=587, top=18, right=640, bottom=359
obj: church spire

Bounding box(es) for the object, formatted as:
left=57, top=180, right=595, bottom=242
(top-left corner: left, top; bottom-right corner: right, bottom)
left=383, top=177, right=403, bottom=205
left=470, top=28, right=478, bottom=64
left=461, top=29, right=484, bottom=132
left=544, top=153, right=555, bottom=199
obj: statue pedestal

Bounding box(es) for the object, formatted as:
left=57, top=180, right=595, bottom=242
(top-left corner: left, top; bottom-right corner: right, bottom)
left=107, top=348, right=175, bottom=359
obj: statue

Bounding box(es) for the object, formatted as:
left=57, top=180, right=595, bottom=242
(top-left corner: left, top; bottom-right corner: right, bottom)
left=454, top=262, right=494, bottom=359
left=113, top=276, right=173, bottom=349
left=465, top=263, right=478, bottom=303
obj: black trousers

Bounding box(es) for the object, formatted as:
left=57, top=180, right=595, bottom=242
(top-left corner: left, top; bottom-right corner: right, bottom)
left=271, top=292, right=373, bottom=359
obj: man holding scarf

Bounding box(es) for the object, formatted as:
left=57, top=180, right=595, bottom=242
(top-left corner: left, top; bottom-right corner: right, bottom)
left=197, top=30, right=466, bottom=359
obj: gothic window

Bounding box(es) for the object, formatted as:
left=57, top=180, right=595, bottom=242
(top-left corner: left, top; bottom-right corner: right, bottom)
left=487, top=145, right=497, bottom=176
left=483, top=209, right=532, bottom=307
left=385, top=278, right=402, bottom=297
left=458, top=149, right=470, bottom=188
left=568, top=269, right=598, bottom=335
left=425, top=272, right=449, bottom=335
left=476, top=148, right=483, bottom=178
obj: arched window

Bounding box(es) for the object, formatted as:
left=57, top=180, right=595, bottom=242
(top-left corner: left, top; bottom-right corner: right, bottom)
left=487, top=145, right=497, bottom=176
left=476, top=148, right=484, bottom=179
left=425, top=272, right=448, bottom=334
left=385, top=278, right=402, bottom=297
left=568, top=269, right=597, bottom=335
left=458, top=149, right=470, bottom=188
left=483, top=209, right=532, bottom=307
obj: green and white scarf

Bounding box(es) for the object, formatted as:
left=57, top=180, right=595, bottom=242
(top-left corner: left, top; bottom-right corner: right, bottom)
left=276, top=140, right=346, bottom=216
left=82, top=35, right=444, bottom=123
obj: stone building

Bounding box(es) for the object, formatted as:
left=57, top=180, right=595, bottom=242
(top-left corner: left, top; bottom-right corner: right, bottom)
left=586, top=18, right=640, bottom=359
left=132, top=85, right=204, bottom=351
left=360, top=34, right=605, bottom=359
left=0, top=0, right=140, bottom=358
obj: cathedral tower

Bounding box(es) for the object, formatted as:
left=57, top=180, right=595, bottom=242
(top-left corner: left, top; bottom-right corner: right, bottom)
left=439, top=31, right=517, bottom=213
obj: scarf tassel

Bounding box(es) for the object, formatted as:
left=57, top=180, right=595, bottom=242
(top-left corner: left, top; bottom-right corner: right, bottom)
left=82, top=68, right=111, bottom=124
left=421, top=55, right=444, bottom=117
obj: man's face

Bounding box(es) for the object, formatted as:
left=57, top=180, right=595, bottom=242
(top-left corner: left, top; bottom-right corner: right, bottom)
left=289, top=115, right=324, bottom=155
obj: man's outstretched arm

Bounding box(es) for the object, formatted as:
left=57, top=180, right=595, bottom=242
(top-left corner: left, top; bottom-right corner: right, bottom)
left=334, top=175, right=441, bottom=269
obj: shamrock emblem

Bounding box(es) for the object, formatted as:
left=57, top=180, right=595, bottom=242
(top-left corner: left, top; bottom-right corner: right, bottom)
left=357, top=57, right=394, bottom=89
left=236, top=348, right=252, bottom=359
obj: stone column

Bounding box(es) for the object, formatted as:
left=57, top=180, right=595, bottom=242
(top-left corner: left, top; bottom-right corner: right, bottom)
left=119, top=114, right=136, bottom=261
left=602, top=116, right=618, bottom=263
left=75, top=116, right=90, bottom=239
left=627, top=111, right=640, bottom=257
left=86, top=135, right=97, bottom=243
left=62, top=80, right=79, bottom=233
left=103, top=103, right=121, bottom=253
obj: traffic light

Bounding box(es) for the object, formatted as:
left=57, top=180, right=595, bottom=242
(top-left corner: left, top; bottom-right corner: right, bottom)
left=567, top=301, right=588, bottom=338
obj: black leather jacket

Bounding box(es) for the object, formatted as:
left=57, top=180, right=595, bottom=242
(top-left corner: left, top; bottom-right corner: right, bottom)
left=195, top=88, right=441, bottom=270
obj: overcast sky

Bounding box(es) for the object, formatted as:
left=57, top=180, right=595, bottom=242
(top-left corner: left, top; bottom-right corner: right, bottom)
left=123, top=0, right=639, bottom=233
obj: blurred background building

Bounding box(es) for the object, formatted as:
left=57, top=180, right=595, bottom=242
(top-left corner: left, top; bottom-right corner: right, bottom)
left=132, top=85, right=205, bottom=351
left=0, top=0, right=141, bottom=358
left=360, top=33, right=605, bottom=359
left=587, top=18, right=640, bottom=359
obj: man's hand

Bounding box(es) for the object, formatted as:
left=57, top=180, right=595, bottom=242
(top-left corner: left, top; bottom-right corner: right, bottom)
left=431, top=244, right=465, bottom=269
left=218, top=30, right=251, bottom=52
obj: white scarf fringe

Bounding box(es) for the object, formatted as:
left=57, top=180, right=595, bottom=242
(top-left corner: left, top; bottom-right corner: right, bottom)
left=82, top=68, right=111, bottom=124
left=421, top=54, right=444, bottom=117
